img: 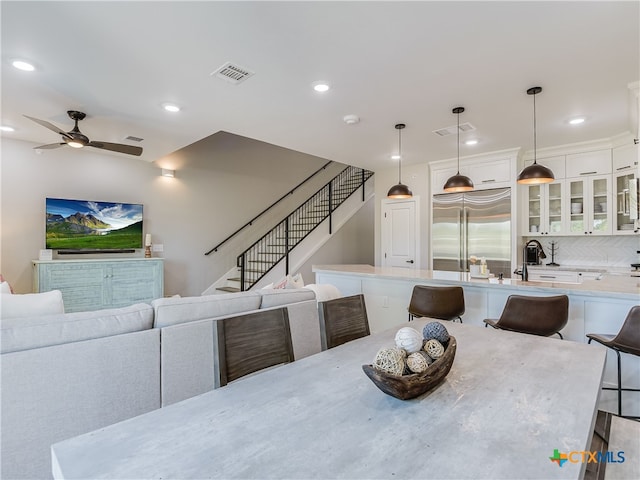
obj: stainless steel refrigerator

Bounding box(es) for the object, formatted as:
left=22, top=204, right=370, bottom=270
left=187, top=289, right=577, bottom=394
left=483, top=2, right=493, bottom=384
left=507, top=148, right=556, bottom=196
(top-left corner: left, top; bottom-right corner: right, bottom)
left=432, top=187, right=511, bottom=276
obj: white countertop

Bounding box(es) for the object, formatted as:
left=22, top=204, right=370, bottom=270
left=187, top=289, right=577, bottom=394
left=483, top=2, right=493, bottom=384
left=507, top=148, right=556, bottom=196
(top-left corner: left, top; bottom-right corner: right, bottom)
left=312, top=265, right=640, bottom=300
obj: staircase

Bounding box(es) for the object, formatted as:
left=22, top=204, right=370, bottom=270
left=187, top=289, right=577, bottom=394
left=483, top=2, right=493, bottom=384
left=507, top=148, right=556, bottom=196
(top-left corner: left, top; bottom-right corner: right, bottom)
left=214, top=165, right=373, bottom=293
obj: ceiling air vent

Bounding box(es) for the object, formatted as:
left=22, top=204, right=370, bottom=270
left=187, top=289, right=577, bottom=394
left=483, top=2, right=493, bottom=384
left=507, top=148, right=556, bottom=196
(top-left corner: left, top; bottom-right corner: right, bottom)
left=432, top=122, right=476, bottom=137
left=211, top=62, right=255, bottom=85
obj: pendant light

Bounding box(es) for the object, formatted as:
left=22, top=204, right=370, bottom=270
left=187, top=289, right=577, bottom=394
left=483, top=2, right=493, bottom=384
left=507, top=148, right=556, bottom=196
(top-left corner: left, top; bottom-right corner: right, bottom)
left=517, top=86, right=554, bottom=184
left=443, top=107, right=474, bottom=192
left=387, top=123, right=413, bottom=198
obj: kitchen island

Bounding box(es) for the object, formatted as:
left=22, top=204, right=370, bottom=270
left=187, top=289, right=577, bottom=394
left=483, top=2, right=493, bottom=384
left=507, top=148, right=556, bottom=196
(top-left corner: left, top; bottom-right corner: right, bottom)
left=313, top=264, right=640, bottom=416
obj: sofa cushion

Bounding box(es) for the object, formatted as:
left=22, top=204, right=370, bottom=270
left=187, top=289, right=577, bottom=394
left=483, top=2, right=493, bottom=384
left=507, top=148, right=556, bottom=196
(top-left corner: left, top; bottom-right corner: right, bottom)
left=0, top=290, right=64, bottom=319
left=0, top=303, right=153, bottom=354
left=259, top=289, right=316, bottom=309
left=151, top=292, right=262, bottom=328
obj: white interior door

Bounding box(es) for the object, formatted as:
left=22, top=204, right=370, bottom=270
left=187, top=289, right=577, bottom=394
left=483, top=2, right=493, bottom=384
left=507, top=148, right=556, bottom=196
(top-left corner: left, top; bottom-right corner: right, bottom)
left=381, top=197, right=419, bottom=268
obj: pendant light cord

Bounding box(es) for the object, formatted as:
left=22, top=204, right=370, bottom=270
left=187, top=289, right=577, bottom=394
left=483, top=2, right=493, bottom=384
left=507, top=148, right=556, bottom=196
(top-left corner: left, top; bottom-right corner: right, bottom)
left=532, top=91, right=537, bottom=164
left=456, top=110, right=461, bottom=174
left=398, top=127, right=402, bottom=183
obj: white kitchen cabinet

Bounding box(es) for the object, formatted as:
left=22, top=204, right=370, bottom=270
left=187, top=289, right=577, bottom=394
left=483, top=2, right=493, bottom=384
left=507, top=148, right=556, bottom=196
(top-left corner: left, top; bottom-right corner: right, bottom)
left=429, top=149, right=518, bottom=194
left=33, top=258, right=164, bottom=312
left=565, top=149, right=612, bottom=177
left=527, top=270, right=579, bottom=283
left=613, top=143, right=639, bottom=234
left=566, top=175, right=612, bottom=235
left=612, top=143, right=639, bottom=173
left=467, top=157, right=512, bottom=187
left=524, top=181, right=565, bottom=236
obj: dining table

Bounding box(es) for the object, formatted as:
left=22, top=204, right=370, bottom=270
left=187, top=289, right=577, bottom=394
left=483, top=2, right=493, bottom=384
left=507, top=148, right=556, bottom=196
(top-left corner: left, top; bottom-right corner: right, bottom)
left=51, top=320, right=606, bottom=480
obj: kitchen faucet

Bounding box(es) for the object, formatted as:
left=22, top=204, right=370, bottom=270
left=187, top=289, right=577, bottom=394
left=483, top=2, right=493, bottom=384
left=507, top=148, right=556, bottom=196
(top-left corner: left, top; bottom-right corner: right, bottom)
left=520, top=240, right=547, bottom=281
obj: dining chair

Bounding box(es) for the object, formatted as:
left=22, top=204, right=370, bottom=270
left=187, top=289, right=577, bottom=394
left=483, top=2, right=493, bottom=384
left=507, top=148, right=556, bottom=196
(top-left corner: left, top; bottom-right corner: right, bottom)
left=407, top=285, right=465, bottom=323
left=217, top=307, right=294, bottom=386
left=483, top=294, right=568, bottom=338
left=319, top=294, right=370, bottom=350
left=586, top=305, right=640, bottom=418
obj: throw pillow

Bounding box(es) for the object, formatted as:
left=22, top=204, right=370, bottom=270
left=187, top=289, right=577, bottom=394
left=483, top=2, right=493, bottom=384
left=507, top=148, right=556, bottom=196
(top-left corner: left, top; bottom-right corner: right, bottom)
left=0, top=290, right=64, bottom=319
left=0, top=281, right=12, bottom=295
left=285, top=273, right=304, bottom=289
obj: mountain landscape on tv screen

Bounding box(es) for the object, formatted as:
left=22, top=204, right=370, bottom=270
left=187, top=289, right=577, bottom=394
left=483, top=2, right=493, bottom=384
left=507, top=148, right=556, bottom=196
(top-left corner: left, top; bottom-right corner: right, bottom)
left=45, top=198, right=143, bottom=250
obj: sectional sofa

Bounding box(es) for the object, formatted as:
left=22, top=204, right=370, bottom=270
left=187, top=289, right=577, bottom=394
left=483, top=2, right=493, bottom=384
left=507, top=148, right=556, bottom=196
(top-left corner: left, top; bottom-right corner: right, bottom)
left=0, top=288, right=321, bottom=480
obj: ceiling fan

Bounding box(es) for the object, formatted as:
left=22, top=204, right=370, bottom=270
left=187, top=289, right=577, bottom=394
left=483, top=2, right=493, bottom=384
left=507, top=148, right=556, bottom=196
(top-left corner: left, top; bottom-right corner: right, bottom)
left=25, top=110, right=143, bottom=156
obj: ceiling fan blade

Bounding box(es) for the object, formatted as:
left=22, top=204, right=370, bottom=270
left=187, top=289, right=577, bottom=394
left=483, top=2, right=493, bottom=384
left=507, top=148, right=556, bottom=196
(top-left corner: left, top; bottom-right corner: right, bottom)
left=88, top=141, right=143, bottom=156
left=24, top=115, right=71, bottom=138
left=34, top=143, right=65, bottom=150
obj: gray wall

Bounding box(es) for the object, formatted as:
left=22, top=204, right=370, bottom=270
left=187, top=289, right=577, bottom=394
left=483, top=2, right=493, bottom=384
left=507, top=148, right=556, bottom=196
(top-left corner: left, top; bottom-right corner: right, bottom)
left=0, top=135, right=374, bottom=295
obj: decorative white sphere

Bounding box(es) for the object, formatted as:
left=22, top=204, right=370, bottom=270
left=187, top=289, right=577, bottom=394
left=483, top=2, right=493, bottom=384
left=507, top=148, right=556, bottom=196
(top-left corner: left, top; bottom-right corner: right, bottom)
left=394, top=327, right=423, bottom=353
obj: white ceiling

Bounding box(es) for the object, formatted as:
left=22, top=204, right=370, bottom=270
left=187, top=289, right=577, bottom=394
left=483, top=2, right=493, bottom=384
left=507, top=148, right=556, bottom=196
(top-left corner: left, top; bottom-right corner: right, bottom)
left=1, top=1, right=638, bottom=171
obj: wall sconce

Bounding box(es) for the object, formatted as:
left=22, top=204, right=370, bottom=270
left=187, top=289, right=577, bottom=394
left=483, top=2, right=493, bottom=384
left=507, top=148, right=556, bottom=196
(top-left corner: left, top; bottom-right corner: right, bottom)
left=161, top=168, right=175, bottom=178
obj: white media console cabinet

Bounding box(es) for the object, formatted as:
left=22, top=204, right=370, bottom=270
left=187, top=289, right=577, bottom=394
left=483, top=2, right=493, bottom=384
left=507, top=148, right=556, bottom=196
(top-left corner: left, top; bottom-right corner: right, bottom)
left=33, top=258, right=164, bottom=313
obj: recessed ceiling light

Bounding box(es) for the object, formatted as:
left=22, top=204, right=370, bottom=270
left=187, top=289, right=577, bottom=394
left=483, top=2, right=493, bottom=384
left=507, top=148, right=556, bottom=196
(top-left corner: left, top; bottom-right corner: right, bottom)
left=0, top=126, right=15, bottom=132
left=465, top=139, right=478, bottom=146
left=312, top=81, right=330, bottom=93
left=12, top=60, right=35, bottom=72
left=162, top=103, right=181, bottom=113
left=569, top=117, right=585, bottom=125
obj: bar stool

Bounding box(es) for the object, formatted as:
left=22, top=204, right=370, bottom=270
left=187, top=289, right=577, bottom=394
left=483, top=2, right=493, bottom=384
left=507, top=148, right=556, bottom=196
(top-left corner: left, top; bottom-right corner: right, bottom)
left=483, top=294, right=568, bottom=338
left=407, top=285, right=465, bottom=323
left=586, top=305, right=640, bottom=418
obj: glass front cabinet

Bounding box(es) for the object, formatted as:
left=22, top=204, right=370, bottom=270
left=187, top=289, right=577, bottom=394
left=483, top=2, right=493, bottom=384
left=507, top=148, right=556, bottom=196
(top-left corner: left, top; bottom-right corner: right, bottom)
left=567, top=175, right=612, bottom=235
left=613, top=143, right=639, bottom=234
left=526, top=181, right=565, bottom=235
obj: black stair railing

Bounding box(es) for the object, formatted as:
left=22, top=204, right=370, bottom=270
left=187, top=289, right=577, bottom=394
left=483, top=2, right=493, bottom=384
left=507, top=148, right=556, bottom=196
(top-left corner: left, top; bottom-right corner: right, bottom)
left=205, top=160, right=333, bottom=255
left=237, top=165, right=373, bottom=291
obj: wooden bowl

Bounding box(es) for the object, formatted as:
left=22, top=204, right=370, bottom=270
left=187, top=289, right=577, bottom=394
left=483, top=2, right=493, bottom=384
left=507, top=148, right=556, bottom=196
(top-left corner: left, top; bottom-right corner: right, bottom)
left=362, top=336, right=457, bottom=400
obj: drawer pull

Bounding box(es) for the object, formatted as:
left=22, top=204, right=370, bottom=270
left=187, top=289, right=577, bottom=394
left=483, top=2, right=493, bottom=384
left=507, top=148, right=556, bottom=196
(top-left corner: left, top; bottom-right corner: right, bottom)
left=540, top=275, right=556, bottom=279
left=481, top=179, right=496, bottom=183
left=580, top=171, right=598, bottom=175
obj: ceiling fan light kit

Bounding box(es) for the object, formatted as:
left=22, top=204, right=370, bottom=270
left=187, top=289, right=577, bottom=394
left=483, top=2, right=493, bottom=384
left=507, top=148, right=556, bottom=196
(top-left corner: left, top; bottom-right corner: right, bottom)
left=443, top=107, right=474, bottom=193
left=25, top=110, right=143, bottom=156
left=517, top=86, right=555, bottom=185
left=387, top=123, right=413, bottom=199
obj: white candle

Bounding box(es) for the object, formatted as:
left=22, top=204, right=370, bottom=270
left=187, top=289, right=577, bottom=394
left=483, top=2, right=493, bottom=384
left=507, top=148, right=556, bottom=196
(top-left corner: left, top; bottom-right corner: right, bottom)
left=145, top=234, right=152, bottom=247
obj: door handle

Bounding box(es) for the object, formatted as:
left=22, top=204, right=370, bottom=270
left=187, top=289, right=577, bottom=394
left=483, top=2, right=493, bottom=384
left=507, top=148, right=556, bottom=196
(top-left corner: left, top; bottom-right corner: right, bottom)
left=406, top=260, right=414, bottom=264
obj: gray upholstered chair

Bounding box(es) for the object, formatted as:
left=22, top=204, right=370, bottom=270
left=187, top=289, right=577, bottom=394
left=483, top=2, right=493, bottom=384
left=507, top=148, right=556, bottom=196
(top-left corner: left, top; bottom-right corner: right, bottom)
left=217, top=307, right=294, bottom=386
left=319, top=294, right=370, bottom=350
left=407, top=285, right=465, bottom=323
left=587, top=305, right=640, bottom=418
left=483, top=294, right=568, bottom=338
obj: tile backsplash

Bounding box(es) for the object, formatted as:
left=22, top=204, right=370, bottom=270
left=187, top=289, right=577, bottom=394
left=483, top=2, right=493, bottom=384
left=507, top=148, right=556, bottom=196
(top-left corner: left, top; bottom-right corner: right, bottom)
left=523, top=235, right=639, bottom=268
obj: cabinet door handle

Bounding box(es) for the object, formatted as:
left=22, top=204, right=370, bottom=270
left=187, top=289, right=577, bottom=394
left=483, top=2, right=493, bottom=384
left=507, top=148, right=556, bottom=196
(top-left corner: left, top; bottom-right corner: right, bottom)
left=616, top=165, right=631, bottom=171
left=406, top=260, right=414, bottom=264
left=580, top=171, right=598, bottom=175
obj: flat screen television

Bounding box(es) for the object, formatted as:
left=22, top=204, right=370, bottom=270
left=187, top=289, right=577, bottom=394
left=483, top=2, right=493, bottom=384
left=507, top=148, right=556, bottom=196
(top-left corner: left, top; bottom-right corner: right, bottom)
left=46, top=197, right=143, bottom=252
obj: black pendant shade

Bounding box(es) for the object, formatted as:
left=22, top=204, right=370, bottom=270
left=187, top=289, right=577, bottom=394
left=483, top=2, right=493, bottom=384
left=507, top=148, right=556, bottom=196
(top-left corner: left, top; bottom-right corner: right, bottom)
left=443, top=173, right=475, bottom=192
left=387, top=183, right=413, bottom=198
left=387, top=123, right=413, bottom=199
left=517, top=87, right=554, bottom=185
left=443, top=107, right=474, bottom=193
